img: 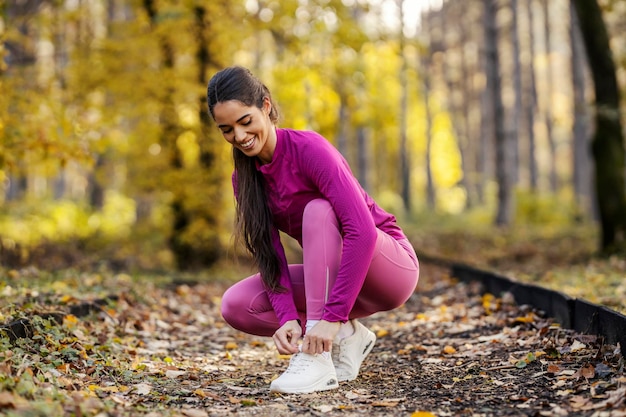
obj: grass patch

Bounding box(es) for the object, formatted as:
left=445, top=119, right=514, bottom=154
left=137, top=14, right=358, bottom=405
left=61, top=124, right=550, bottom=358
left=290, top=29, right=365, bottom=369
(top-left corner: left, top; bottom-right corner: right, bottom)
left=405, top=215, right=625, bottom=314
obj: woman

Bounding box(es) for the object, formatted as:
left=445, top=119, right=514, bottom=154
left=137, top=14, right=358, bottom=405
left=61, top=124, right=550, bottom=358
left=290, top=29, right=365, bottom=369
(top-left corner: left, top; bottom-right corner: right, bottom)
left=207, top=66, right=419, bottom=394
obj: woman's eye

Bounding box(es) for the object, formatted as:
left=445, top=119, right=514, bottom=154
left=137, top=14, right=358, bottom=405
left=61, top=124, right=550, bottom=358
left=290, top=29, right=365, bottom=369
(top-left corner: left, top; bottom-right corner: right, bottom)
left=221, top=128, right=233, bottom=134
left=242, top=118, right=252, bottom=126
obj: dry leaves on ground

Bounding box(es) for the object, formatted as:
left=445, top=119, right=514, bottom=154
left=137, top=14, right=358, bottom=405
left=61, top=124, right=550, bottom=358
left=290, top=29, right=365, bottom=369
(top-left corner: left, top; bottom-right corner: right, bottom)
left=0, top=264, right=624, bottom=416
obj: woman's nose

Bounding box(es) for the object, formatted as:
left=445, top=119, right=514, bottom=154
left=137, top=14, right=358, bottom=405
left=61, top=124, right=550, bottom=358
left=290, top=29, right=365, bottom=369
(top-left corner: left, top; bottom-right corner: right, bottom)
left=234, top=127, right=246, bottom=142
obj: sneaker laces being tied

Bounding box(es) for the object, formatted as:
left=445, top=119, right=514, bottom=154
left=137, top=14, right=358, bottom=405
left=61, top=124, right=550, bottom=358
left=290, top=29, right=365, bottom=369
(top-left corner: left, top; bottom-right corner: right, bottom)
left=283, top=351, right=331, bottom=375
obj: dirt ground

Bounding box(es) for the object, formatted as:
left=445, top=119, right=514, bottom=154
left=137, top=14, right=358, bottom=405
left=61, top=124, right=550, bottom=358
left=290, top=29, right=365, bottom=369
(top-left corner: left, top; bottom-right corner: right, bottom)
left=1, top=263, right=625, bottom=417
left=168, top=263, right=626, bottom=417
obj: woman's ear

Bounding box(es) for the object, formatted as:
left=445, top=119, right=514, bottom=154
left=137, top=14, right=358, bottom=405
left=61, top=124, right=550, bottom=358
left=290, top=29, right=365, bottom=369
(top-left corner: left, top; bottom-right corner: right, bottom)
left=263, top=97, right=272, bottom=115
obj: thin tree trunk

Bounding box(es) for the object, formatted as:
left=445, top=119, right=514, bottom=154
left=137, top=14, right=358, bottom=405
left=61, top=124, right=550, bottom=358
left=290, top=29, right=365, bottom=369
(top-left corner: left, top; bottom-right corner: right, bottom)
left=479, top=17, right=494, bottom=206
left=88, top=154, right=105, bottom=210
left=398, top=0, right=410, bottom=212
left=441, top=2, right=472, bottom=210
left=424, top=85, right=435, bottom=211
left=542, top=0, right=558, bottom=192
left=458, top=2, right=476, bottom=209
left=525, top=0, right=539, bottom=191
left=421, top=8, right=436, bottom=210
left=511, top=0, right=522, bottom=185
left=569, top=1, right=593, bottom=220
left=336, top=91, right=349, bottom=158
left=356, top=126, right=370, bottom=193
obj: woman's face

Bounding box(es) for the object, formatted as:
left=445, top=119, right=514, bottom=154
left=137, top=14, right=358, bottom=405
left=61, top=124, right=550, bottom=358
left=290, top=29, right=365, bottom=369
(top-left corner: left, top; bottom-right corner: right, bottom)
left=212, top=98, right=276, bottom=164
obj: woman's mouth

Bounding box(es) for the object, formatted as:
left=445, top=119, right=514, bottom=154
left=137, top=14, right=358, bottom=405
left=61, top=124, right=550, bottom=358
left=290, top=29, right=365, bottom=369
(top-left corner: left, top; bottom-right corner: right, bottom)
left=240, top=136, right=255, bottom=150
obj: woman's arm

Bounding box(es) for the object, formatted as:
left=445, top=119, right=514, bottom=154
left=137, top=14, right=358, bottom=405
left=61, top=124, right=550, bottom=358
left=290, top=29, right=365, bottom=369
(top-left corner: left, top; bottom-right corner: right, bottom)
left=301, top=136, right=378, bottom=323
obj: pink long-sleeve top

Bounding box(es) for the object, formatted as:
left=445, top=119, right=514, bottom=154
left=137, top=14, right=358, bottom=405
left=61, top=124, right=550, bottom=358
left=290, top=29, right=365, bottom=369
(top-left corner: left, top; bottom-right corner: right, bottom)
left=233, top=128, right=415, bottom=325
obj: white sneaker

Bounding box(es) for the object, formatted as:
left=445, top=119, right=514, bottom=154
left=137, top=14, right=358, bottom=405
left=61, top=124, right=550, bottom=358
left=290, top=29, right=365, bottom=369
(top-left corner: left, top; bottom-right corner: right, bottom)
left=269, top=351, right=339, bottom=394
left=332, top=320, right=376, bottom=382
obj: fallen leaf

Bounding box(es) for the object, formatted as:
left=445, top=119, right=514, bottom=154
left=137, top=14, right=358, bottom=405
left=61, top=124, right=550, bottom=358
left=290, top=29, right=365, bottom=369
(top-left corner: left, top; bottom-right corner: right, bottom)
left=443, top=345, right=457, bottom=354
left=95, top=386, right=119, bottom=393
left=581, top=364, right=595, bottom=379
left=194, top=389, right=221, bottom=400
left=569, top=395, right=590, bottom=410
left=59, top=295, right=75, bottom=303
left=133, top=383, right=152, bottom=395
left=570, top=340, right=586, bottom=352
left=181, top=409, right=208, bottom=417
left=513, top=313, right=535, bottom=323
left=109, top=394, right=131, bottom=406
left=547, top=364, right=560, bottom=374
left=372, top=398, right=403, bottom=407
left=315, top=404, right=334, bottom=412
left=0, top=392, right=24, bottom=409
left=344, top=392, right=359, bottom=400
left=595, top=363, right=613, bottom=378
left=590, top=386, right=626, bottom=410
left=411, top=412, right=437, bottom=417
left=63, top=314, right=79, bottom=326
left=557, top=369, right=577, bottom=376
left=482, top=293, right=495, bottom=308
left=165, top=370, right=186, bottom=378
left=56, top=363, right=70, bottom=374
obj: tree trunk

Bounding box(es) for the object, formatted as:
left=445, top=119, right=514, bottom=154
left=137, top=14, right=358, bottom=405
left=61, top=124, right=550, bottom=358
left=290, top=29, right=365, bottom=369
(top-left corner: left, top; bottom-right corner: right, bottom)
left=88, top=154, right=105, bottom=210
left=572, top=0, right=626, bottom=253
left=511, top=0, right=522, bottom=185
left=484, top=0, right=513, bottom=226
left=356, top=126, right=370, bottom=193
left=193, top=4, right=222, bottom=267
left=398, top=0, right=410, bottom=212
left=440, top=2, right=472, bottom=210
left=143, top=0, right=191, bottom=269
left=569, top=1, right=593, bottom=220
left=542, top=0, right=558, bottom=192
left=335, top=91, right=349, bottom=158
left=525, top=0, right=539, bottom=191
left=420, top=7, right=436, bottom=210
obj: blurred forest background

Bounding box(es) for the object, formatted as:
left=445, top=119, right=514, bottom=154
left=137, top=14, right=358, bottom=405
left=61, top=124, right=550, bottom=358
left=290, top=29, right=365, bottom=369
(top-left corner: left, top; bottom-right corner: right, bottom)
left=1, top=0, right=625, bottom=303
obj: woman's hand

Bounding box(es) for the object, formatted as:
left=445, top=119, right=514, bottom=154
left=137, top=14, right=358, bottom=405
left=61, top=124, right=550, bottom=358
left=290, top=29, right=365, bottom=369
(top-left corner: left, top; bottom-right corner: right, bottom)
left=302, top=320, right=341, bottom=355
left=272, top=320, right=302, bottom=355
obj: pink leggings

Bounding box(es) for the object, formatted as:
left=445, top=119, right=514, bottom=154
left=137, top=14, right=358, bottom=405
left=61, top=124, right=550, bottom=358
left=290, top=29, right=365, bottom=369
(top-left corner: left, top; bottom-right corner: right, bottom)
left=221, top=199, right=419, bottom=337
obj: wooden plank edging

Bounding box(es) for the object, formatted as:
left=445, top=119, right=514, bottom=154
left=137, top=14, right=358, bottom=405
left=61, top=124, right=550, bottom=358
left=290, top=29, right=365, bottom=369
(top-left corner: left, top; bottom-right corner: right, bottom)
left=450, top=263, right=626, bottom=357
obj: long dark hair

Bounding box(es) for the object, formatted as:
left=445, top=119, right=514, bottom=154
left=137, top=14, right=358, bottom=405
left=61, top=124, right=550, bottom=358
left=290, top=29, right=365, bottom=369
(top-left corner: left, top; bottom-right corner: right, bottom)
left=207, top=66, right=283, bottom=291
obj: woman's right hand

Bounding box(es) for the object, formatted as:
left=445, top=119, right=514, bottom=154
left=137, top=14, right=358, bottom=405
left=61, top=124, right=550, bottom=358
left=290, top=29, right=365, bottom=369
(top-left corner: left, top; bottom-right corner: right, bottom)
left=272, top=320, right=302, bottom=355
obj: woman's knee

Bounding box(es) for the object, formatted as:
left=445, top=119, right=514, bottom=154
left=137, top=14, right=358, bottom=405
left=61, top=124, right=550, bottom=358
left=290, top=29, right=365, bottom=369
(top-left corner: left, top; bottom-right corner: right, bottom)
left=302, top=199, right=337, bottom=234
left=220, top=285, right=243, bottom=326
left=303, top=199, right=332, bottom=219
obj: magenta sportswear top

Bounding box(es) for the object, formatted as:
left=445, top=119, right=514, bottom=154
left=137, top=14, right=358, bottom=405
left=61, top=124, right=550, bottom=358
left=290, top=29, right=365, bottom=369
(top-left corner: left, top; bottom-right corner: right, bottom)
left=233, top=127, right=417, bottom=325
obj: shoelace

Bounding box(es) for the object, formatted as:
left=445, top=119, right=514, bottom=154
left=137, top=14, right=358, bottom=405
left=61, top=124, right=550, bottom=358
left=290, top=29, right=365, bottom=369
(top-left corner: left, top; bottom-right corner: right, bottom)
left=283, top=352, right=329, bottom=375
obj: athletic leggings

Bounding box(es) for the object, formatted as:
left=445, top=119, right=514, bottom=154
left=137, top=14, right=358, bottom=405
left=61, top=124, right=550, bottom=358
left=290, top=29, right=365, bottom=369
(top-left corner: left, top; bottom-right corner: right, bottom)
left=221, top=199, right=420, bottom=337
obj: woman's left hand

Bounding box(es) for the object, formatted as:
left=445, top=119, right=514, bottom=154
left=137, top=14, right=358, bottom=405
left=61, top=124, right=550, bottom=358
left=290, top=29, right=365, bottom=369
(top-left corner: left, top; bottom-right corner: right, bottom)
left=302, top=320, right=341, bottom=355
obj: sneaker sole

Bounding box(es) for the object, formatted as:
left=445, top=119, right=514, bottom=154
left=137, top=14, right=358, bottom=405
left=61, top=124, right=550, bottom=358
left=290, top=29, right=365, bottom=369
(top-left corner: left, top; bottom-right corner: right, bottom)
left=270, top=376, right=339, bottom=394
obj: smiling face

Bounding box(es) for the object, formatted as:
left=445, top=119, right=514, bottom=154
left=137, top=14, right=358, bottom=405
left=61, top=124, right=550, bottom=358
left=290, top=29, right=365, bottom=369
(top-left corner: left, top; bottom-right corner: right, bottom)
left=212, top=98, right=277, bottom=165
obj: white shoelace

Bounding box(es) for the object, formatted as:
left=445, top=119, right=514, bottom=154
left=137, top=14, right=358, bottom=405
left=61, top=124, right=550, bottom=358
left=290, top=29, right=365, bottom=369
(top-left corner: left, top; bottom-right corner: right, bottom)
left=284, top=352, right=330, bottom=375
